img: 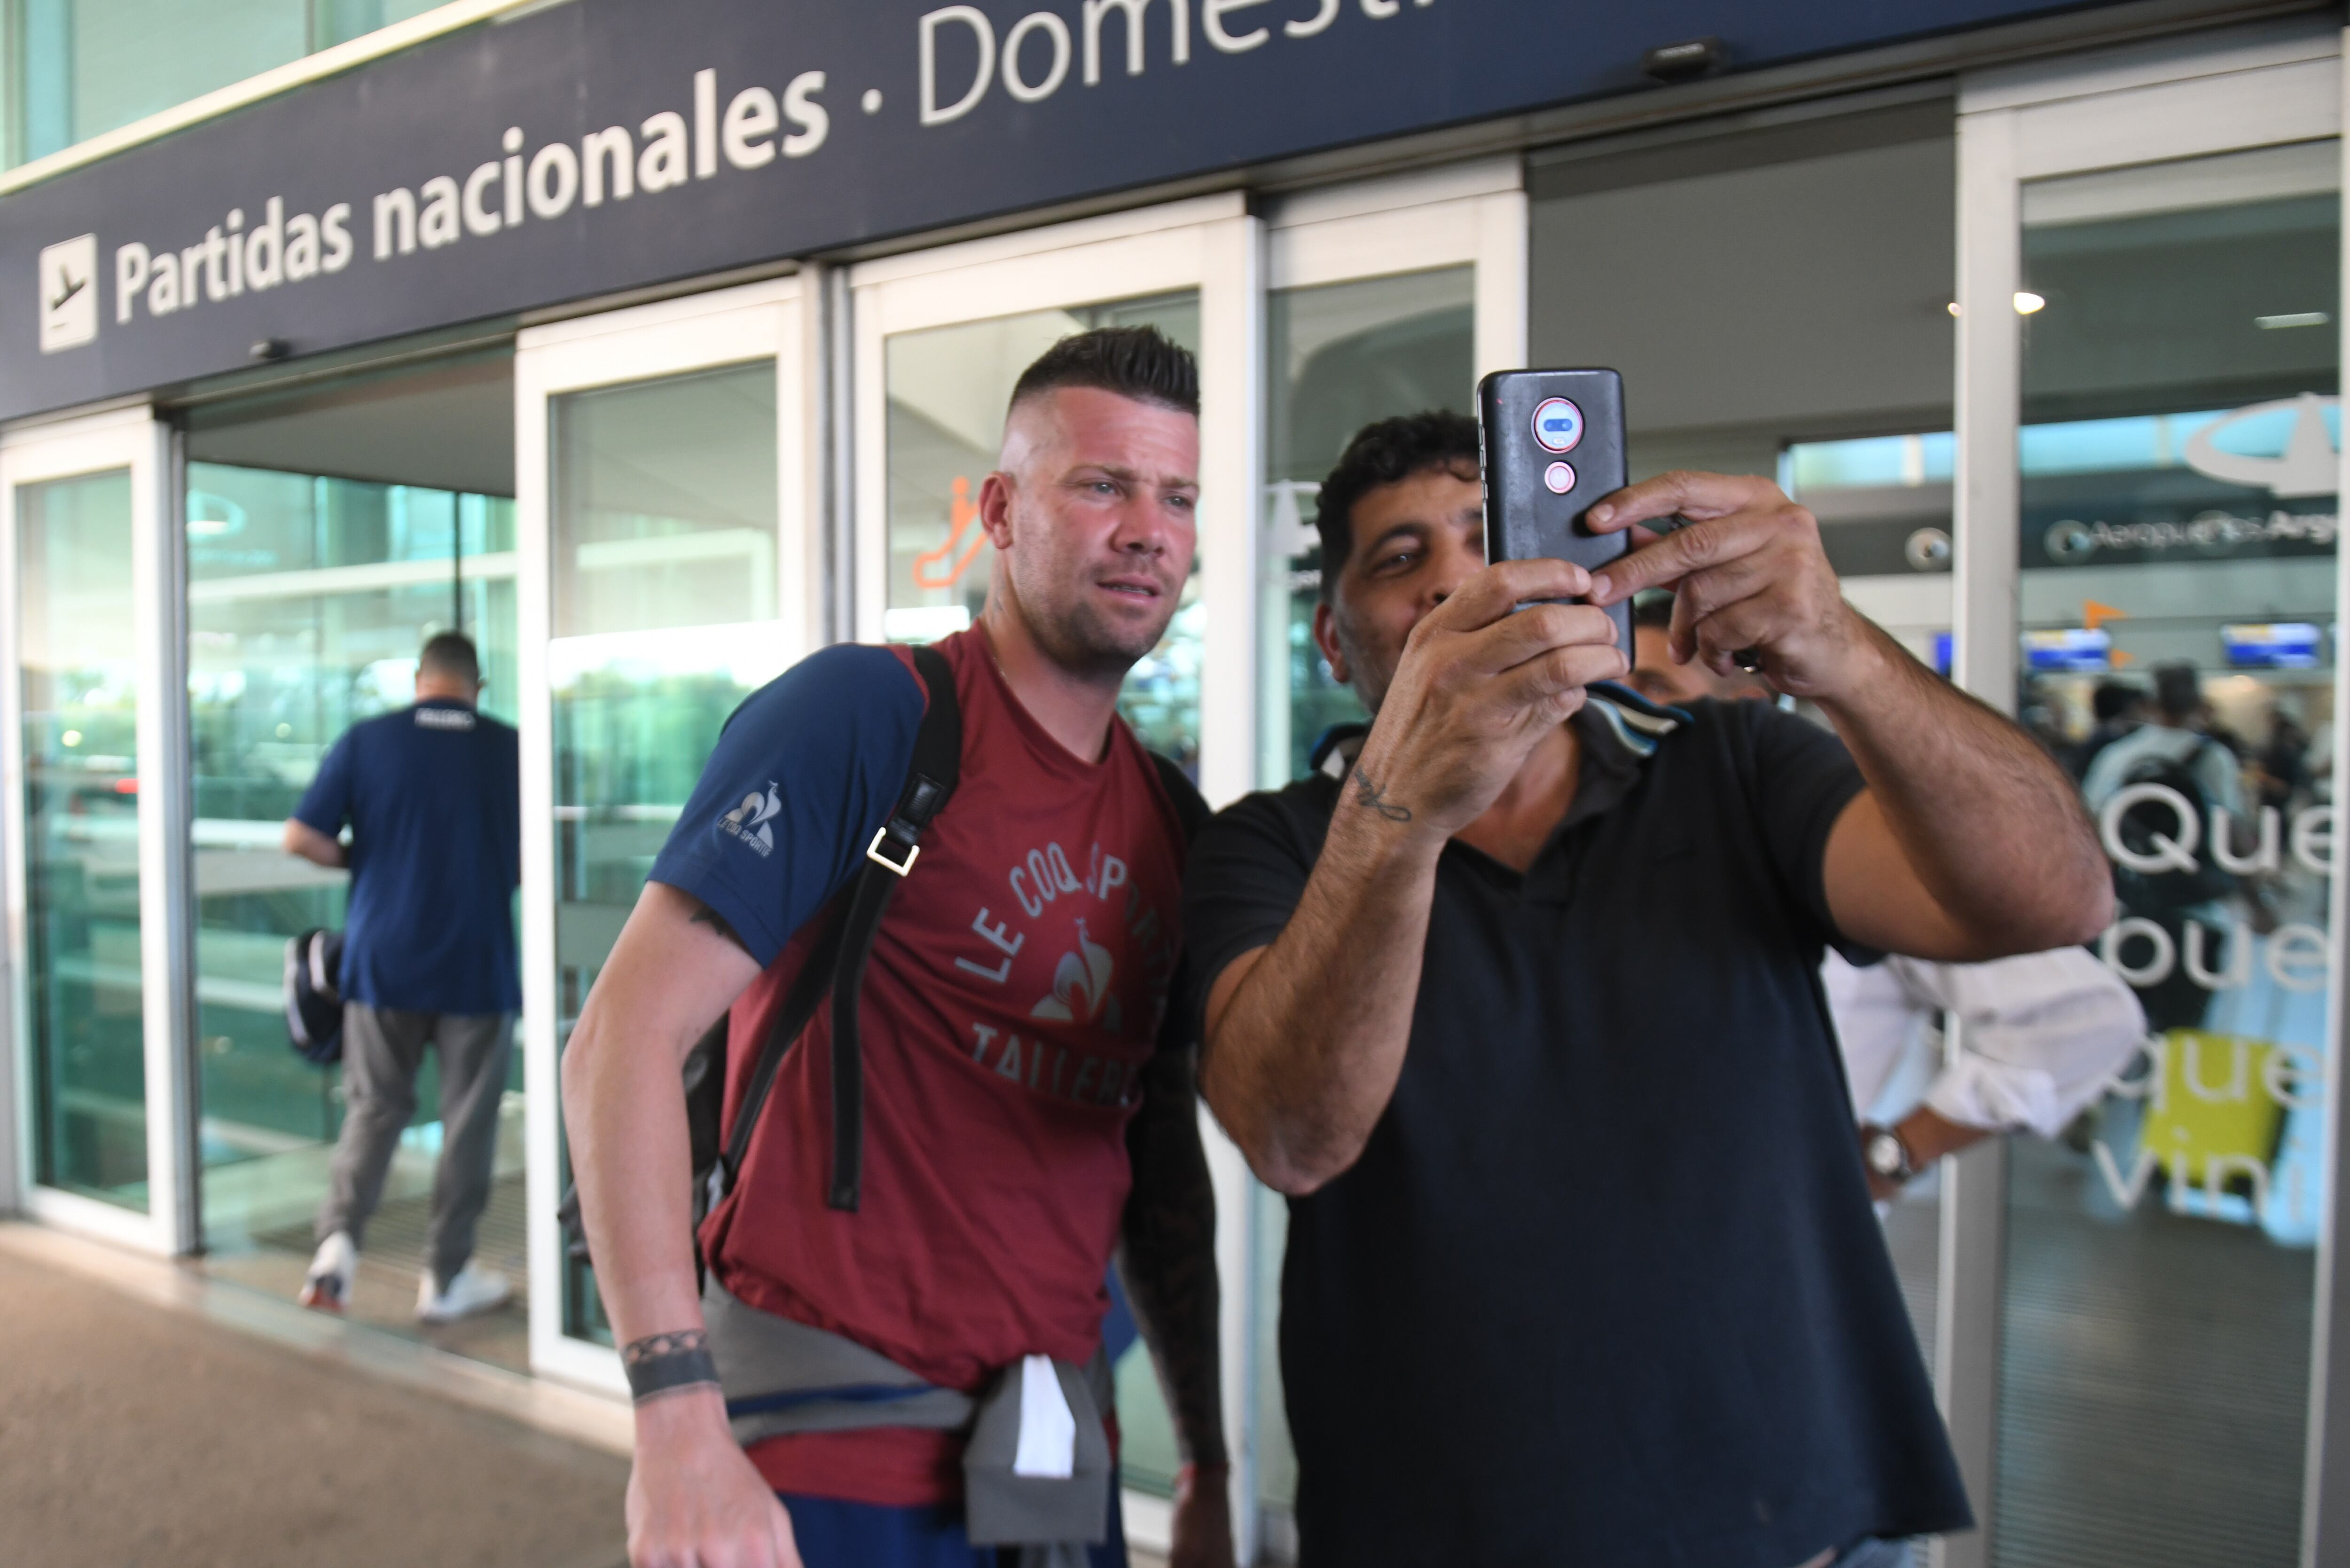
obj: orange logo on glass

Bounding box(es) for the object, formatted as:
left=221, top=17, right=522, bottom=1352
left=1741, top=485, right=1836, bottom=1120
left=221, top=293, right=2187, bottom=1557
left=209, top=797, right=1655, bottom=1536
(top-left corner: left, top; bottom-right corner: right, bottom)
left=913, top=476, right=988, bottom=589
left=1532, top=398, right=1582, bottom=454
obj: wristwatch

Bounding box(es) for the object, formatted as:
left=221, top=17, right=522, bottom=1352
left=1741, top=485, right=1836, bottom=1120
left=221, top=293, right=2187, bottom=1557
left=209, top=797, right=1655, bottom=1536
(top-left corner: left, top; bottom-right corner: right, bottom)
left=1862, top=1123, right=1917, bottom=1186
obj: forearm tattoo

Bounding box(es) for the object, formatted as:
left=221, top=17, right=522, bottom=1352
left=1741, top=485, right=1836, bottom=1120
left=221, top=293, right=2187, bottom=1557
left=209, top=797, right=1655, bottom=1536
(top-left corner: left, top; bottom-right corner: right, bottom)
left=1120, top=1043, right=1230, bottom=1470
left=689, top=902, right=752, bottom=956
left=1350, top=765, right=1412, bottom=823
left=621, top=1328, right=722, bottom=1404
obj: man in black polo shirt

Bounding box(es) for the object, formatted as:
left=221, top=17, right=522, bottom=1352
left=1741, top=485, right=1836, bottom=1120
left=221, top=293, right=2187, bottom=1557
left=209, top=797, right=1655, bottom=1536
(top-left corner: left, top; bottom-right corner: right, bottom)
left=1185, top=414, right=2111, bottom=1567
left=285, top=632, right=522, bottom=1324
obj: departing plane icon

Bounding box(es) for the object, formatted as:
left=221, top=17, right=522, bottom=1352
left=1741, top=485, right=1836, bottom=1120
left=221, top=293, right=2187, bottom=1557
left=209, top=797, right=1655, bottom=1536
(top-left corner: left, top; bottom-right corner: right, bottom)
left=38, top=233, right=99, bottom=353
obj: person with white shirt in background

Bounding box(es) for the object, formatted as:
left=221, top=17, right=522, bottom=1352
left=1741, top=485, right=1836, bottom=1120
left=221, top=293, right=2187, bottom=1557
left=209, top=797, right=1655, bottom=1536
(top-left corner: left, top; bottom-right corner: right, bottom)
left=1628, top=595, right=2146, bottom=1199
left=1822, top=949, right=2145, bottom=1200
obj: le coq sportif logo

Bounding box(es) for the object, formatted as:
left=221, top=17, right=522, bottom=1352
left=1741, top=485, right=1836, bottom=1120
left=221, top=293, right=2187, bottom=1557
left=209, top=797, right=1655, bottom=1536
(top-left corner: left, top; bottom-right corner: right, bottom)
left=722, top=781, right=783, bottom=857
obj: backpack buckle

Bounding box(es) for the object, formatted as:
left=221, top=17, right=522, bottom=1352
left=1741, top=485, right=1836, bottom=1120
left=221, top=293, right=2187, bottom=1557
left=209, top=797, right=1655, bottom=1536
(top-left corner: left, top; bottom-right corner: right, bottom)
left=866, top=824, right=919, bottom=876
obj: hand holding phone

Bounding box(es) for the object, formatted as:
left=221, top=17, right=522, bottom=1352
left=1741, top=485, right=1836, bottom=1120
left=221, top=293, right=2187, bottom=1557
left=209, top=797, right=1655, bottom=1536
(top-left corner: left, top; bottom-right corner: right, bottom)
left=1476, top=368, right=1631, bottom=653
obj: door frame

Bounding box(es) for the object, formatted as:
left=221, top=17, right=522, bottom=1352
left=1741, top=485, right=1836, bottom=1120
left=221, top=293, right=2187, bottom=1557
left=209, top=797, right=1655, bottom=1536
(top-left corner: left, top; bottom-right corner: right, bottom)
left=513, top=274, right=813, bottom=1395
left=1946, top=20, right=2346, bottom=1567
left=0, top=402, right=193, bottom=1257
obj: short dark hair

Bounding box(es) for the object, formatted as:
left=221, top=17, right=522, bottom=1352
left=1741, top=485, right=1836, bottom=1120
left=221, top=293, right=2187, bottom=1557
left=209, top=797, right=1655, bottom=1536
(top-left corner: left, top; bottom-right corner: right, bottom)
left=1315, top=411, right=1480, bottom=601
left=2091, top=680, right=2142, bottom=724
left=2153, top=661, right=2201, bottom=723
left=1008, top=325, right=1198, bottom=418
left=419, top=631, right=480, bottom=684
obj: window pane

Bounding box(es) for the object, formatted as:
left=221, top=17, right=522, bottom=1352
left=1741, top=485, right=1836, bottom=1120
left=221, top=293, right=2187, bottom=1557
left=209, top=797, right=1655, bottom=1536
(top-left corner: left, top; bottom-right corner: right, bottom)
left=21, top=468, right=146, bottom=1207
left=550, top=359, right=782, bottom=1343
left=1260, top=267, right=1473, bottom=788
left=11, top=0, right=469, bottom=167
left=882, top=293, right=1203, bottom=773
left=2000, top=141, right=2340, bottom=1568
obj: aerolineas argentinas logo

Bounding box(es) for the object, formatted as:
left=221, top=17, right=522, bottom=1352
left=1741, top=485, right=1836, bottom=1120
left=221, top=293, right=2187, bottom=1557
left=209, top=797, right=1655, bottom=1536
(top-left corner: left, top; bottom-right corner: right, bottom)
left=721, top=781, right=782, bottom=856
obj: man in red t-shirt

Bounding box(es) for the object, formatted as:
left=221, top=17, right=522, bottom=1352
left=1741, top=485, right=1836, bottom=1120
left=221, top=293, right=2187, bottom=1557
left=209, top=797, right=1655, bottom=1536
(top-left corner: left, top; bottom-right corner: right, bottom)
left=564, top=328, right=1232, bottom=1568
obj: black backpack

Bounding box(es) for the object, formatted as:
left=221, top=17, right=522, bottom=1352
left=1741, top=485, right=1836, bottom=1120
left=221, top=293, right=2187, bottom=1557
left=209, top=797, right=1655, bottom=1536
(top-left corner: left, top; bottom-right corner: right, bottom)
left=2110, top=736, right=2239, bottom=915
left=284, top=927, right=346, bottom=1066
left=560, top=644, right=1208, bottom=1265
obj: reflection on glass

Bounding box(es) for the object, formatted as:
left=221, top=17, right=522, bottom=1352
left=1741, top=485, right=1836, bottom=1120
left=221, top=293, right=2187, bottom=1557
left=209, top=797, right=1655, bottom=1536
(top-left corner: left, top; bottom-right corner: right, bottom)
left=2000, top=142, right=2339, bottom=1567
left=190, top=461, right=518, bottom=1255
left=552, top=361, right=783, bottom=1343
left=883, top=292, right=1204, bottom=772
left=1250, top=266, right=1473, bottom=1516
left=12, top=0, right=449, bottom=167
left=1261, top=268, right=1473, bottom=787
left=21, top=470, right=146, bottom=1207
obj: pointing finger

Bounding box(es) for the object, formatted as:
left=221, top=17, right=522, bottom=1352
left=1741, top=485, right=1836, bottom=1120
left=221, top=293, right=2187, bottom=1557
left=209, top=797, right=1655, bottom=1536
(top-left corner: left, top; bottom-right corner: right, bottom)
left=1590, top=512, right=1770, bottom=605
left=1584, top=470, right=1785, bottom=536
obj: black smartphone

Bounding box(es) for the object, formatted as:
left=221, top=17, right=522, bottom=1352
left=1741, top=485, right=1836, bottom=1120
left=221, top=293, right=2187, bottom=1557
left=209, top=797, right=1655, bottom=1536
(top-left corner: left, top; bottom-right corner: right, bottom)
left=1476, top=368, right=1630, bottom=652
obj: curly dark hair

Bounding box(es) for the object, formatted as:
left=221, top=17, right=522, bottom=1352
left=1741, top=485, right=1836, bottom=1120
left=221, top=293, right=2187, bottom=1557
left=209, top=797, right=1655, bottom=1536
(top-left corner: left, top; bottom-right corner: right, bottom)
left=1315, top=410, right=1480, bottom=602
left=1008, top=325, right=1198, bottom=418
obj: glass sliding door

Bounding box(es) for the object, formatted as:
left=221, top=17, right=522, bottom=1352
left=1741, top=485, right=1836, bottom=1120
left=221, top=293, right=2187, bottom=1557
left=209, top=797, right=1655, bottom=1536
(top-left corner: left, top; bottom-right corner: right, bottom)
left=851, top=197, right=1261, bottom=1554
left=2, top=406, right=185, bottom=1253
left=187, top=458, right=520, bottom=1353
left=20, top=469, right=146, bottom=1209
left=1952, top=29, right=2346, bottom=1568
left=1997, top=141, right=2337, bottom=1568
left=550, top=362, right=783, bottom=1348
left=516, top=278, right=809, bottom=1391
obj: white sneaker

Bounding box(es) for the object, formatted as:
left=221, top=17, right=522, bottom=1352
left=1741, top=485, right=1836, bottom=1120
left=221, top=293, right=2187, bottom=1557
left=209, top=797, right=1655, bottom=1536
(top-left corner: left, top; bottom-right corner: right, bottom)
left=298, top=1231, right=358, bottom=1313
left=417, top=1262, right=511, bottom=1323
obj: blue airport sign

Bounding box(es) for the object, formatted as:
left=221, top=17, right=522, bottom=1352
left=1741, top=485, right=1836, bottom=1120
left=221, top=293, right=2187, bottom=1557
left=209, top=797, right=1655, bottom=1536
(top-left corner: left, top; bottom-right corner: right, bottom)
left=4, top=0, right=2097, bottom=422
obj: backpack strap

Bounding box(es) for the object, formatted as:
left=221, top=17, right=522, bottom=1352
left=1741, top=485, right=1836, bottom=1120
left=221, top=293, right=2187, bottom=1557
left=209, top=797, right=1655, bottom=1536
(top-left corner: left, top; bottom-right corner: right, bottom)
left=827, top=645, right=961, bottom=1209
left=713, top=644, right=963, bottom=1216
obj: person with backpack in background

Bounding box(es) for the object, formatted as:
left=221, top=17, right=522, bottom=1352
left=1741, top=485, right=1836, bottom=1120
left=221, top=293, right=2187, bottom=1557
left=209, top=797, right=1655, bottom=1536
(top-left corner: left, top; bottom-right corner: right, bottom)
left=2070, top=679, right=2146, bottom=784
left=285, top=632, right=521, bottom=1323
left=2080, top=661, right=2245, bottom=1033
left=562, top=328, right=1232, bottom=1568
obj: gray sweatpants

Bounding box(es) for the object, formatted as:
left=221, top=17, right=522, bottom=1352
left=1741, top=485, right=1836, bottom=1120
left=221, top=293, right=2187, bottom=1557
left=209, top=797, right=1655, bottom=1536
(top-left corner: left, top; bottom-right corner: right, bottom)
left=317, top=1004, right=515, bottom=1287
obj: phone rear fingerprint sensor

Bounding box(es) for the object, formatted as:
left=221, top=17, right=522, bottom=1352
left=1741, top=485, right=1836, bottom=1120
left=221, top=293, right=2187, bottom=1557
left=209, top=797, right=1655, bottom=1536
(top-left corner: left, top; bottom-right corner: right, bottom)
left=1532, top=397, right=1583, bottom=453
left=1543, top=462, right=1575, bottom=494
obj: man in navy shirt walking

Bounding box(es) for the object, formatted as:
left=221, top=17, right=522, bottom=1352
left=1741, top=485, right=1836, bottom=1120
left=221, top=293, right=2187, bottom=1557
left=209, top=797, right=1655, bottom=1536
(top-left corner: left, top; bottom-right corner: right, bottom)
left=286, top=632, right=522, bottom=1324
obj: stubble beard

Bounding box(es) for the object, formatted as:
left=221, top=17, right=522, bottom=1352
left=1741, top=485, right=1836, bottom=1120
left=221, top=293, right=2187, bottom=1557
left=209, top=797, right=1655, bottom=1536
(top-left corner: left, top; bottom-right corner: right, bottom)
left=1019, top=565, right=1178, bottom=685
left=1331, top=602, right=1398, bottom=716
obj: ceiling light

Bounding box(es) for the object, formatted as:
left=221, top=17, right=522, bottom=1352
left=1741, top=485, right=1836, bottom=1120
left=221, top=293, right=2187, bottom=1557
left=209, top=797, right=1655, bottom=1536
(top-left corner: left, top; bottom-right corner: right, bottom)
left=1946, top=301, right=1961, bottom=317
left=2257, top=311, right=2331, bottom=330
left=2013, top=292, right=2047, bottom=315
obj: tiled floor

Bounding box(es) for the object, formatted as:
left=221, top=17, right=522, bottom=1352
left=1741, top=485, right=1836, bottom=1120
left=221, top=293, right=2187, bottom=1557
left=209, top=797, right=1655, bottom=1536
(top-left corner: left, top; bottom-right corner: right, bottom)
left=0, top=1223, right=628, bottom=1568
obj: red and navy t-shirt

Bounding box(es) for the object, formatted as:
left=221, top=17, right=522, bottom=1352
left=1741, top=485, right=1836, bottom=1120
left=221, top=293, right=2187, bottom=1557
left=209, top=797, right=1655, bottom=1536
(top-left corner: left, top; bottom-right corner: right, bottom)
left=647, top=628, right=1188, bottom=1506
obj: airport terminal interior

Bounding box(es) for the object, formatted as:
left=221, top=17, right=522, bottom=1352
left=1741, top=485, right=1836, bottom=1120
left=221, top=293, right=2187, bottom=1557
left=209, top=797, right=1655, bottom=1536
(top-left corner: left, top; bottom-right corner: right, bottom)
left=3, top=5, right=2345, bottom=1563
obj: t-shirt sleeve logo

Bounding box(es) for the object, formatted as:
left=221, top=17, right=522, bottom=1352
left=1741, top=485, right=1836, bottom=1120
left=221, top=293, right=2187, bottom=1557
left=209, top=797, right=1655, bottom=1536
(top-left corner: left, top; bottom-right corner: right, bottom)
left=721, top=781, right=783, bottom=856
left=1031, top=917, right=1118, bottom=1031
